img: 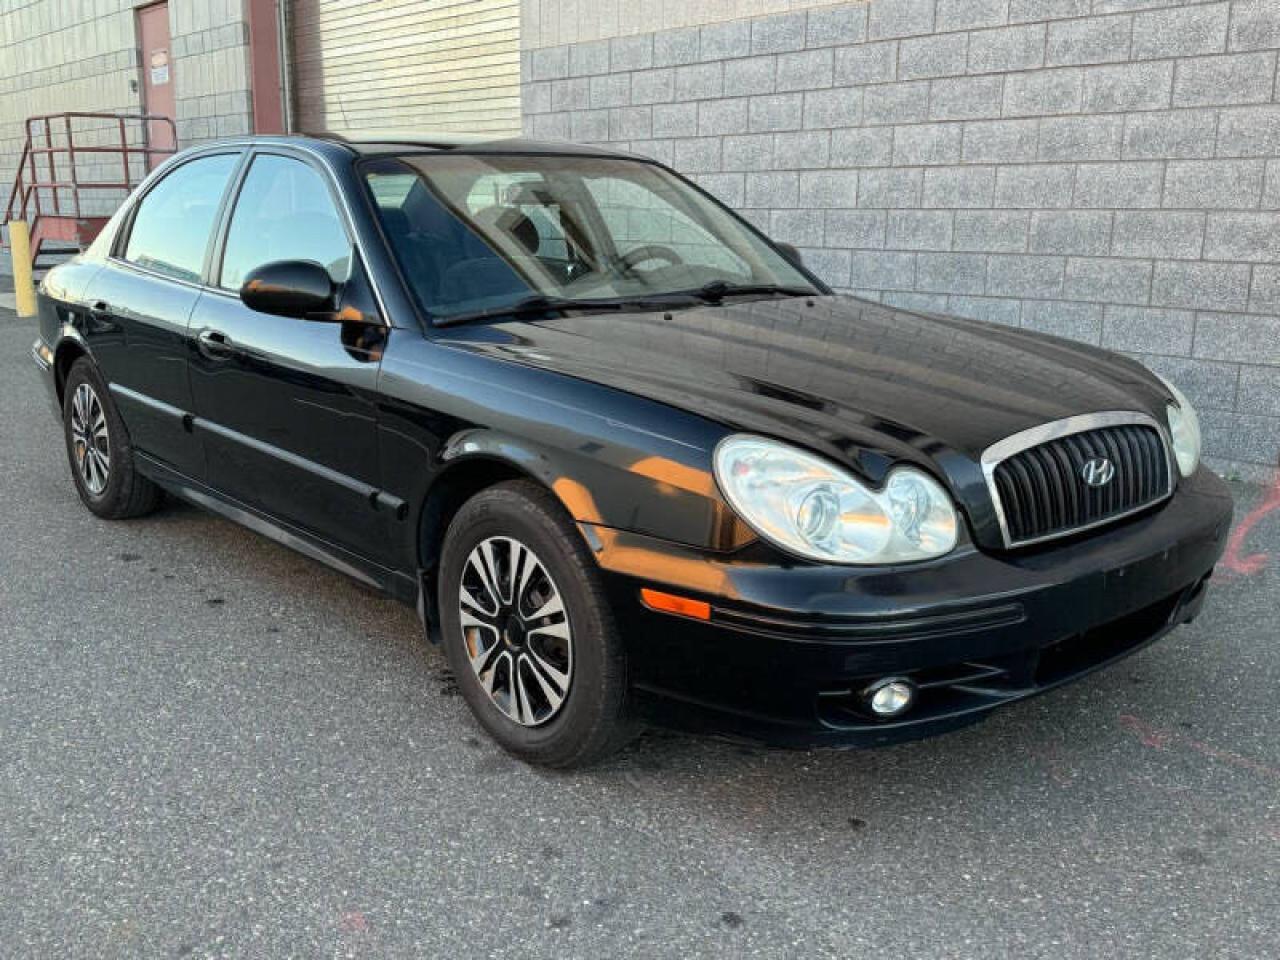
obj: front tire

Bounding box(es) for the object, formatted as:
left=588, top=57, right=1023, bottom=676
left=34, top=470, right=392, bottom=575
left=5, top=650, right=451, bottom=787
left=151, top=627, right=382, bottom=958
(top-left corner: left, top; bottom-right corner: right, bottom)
left=438, top=480, right=636, bottom=768
left=62, top=358, right=162, bottom=519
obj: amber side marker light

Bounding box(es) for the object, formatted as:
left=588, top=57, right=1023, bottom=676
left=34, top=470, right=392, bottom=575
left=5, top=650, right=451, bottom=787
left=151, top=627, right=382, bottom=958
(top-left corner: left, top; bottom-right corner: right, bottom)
left=640, top=588, right=711, bottom=621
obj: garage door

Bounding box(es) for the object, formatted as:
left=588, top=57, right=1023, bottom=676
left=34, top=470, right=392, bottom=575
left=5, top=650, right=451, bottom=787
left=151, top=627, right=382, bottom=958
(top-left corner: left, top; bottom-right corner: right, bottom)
left=289, top=0, right=521, bottom=136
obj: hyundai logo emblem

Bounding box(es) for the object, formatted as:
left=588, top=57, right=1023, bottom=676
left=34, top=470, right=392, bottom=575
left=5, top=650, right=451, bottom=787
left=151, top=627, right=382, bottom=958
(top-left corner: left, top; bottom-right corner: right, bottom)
left=1081, top=457, right=1115, bottom=487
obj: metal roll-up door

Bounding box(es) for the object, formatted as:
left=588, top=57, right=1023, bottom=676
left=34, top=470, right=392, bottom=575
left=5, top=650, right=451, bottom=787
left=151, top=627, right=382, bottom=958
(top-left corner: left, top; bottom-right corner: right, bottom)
left=288, top=0, right=521, bottom=136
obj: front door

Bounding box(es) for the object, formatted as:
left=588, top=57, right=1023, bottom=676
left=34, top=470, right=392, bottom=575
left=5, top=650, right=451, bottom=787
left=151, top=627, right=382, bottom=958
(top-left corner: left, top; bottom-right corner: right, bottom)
left=137, top=2, right=176, bottom=167
left=187, top=150, right=392, bottom=563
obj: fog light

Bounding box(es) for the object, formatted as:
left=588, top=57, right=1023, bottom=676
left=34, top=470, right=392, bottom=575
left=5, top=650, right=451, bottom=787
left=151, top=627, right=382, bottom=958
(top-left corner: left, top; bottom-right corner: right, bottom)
left=865, top=678, right=916, bottom=718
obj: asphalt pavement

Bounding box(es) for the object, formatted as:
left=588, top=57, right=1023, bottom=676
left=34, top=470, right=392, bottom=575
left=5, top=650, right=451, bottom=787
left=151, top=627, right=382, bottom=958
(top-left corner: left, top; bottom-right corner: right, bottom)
left=2, top=306, right=1279, bottom=958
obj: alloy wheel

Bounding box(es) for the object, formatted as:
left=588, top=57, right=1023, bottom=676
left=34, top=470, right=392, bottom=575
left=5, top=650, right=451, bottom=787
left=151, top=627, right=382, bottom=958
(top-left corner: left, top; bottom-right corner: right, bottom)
left=70, top=382, right=111, bottom=496
left=457, top=536, right=573, bottom=726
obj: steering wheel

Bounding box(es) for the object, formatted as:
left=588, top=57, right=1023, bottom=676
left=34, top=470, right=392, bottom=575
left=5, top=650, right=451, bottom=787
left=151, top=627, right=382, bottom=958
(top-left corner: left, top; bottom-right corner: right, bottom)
left=616, top=244, right=683, bottom=271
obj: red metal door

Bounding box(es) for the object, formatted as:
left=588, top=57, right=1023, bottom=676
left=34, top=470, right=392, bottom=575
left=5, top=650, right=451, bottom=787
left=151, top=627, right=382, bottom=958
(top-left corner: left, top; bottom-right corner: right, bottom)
left=138, top=2, right=175, bottom=167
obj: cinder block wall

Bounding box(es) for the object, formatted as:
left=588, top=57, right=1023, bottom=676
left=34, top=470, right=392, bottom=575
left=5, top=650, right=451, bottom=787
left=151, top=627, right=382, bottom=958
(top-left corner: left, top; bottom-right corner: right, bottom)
left=0, top=3, right=143, bottom=221
left=521, top=0, right=1280, bottom=477
left=0, top=0, right=253, bottom=249
left=169, top=0, right=255, bottom=144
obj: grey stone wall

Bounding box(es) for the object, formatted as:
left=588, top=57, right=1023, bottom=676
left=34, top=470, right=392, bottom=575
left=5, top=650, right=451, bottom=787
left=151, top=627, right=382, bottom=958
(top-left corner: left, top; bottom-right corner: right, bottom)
left=169, top=0, right=255, bottom=144
left=0, top=2, right=144, bottom=225
left=521, top=0, right=1280, bottom=475
left=0, top=0, right=254, bottom=268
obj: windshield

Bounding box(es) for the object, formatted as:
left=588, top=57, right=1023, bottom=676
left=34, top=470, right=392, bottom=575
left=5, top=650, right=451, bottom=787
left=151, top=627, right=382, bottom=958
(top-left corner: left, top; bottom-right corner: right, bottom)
left=362, top=153, right=819, bottom=323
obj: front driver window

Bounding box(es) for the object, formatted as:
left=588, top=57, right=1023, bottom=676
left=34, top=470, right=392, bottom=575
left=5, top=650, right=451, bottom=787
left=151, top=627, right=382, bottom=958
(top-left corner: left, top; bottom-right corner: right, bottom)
left=123, top=153, right=239, bottom=284
left=219, top=154, right=352, bottom=291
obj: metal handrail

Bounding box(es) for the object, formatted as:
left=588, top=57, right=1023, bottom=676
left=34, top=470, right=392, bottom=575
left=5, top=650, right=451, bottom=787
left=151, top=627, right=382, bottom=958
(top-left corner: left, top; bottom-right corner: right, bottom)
left=3, top=139, right=30, bottom=227
left=3, top=111, right=177, bottom=232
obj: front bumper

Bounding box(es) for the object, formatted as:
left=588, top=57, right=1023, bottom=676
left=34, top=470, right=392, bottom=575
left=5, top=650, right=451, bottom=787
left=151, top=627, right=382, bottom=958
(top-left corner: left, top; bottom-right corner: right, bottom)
left=585, top=467, right=1233, bottom=747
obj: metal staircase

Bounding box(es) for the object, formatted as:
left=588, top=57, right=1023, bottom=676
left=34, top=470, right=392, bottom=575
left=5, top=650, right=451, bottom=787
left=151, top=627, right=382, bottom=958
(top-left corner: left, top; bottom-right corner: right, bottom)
left=2, top=112, right=177, bottom=280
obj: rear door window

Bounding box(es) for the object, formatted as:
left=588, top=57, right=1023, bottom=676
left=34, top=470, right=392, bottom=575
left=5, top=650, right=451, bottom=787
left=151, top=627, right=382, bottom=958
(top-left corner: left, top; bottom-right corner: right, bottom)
left=123, top=153, right=239, bottom=283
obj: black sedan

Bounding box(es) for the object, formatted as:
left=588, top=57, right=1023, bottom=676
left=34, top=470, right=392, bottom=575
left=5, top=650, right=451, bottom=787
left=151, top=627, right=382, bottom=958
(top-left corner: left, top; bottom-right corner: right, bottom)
left=31, top=134, right=1233, bottom=767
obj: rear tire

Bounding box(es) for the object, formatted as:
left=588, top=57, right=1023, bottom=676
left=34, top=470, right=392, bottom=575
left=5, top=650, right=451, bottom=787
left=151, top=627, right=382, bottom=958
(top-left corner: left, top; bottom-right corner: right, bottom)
left=62, top=358, right=162, bottom=520
left=438, top=479, right=636, bottom=768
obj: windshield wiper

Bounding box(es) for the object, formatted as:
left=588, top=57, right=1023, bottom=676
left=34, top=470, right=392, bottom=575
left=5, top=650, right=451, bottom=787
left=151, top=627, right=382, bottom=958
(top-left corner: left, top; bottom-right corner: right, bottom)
left=435, top=292, right=709, bottom=326
left=678, top=280, right=815, bottom=303
left=435, top=294, right=627, bottom=327
left=433, top=282, right=809, bottom=326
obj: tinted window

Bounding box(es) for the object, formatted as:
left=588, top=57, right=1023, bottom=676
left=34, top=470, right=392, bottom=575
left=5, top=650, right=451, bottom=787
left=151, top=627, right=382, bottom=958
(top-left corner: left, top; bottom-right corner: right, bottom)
left=583, top=177, right=748, bottom=276
left=363, top=154, right=815, bottom=322
left=364, top=161, right=529, bottom=313
left=124, top=153, right=238, bottom=283
left=220, top=154, right=352, bottom=291
left=467, top=172, right=570, bottom=260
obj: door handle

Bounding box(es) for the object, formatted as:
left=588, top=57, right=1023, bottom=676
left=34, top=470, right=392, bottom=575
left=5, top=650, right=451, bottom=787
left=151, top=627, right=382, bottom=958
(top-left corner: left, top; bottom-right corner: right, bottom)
left=196, top=328, right=236, bottom=359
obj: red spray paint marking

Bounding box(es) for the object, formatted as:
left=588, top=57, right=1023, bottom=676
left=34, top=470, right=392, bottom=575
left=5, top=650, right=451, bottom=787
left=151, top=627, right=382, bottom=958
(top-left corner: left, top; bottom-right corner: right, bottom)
left=338, top=911, right=370, bottom=933
left=1118, top=714, right=1280, bottom=782
left=1219, top=469, right=1280, bottom=579
left=1117, top=714, right=1172, bottom=749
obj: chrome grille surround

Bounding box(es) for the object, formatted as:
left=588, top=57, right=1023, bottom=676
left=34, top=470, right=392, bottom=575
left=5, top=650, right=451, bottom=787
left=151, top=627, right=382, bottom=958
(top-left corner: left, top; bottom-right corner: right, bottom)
left=980, top=411, right=1177, bottom=549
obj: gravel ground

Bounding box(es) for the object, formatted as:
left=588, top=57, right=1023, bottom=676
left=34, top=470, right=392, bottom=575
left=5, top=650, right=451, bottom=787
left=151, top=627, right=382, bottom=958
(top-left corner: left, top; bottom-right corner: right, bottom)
left=2, top=309, right=1278, bottom=958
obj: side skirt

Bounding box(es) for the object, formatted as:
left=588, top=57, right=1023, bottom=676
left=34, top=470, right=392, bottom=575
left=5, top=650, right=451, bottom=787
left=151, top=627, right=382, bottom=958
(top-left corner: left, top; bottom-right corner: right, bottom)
left=135, top=453, right=420, bottom=607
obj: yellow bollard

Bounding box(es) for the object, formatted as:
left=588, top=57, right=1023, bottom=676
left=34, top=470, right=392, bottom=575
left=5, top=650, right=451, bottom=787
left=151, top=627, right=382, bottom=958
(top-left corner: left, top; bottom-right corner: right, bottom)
left=7, top=220, right=38, bottom=318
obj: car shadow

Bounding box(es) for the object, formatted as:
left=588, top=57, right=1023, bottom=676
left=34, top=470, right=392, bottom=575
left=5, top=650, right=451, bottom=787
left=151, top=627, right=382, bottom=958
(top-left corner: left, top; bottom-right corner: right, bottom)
left=110, top=474, right=1280, bottom=833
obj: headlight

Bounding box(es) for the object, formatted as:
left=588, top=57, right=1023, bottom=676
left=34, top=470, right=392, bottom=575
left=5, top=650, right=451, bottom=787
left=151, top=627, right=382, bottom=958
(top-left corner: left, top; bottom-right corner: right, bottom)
left=713, top=435, right=958, bottom=564
left=1158, top=375, right=1201, bottom=477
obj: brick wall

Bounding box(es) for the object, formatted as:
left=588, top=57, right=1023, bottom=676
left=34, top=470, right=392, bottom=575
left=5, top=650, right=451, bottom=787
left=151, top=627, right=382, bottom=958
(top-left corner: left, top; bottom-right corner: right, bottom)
left=520, top=0, right=1280, bottom=476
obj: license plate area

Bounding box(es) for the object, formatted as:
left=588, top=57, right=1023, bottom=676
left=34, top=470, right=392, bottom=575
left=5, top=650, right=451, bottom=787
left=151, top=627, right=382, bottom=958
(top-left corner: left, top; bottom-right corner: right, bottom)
left=1034, top=589, right=1181, bottom=685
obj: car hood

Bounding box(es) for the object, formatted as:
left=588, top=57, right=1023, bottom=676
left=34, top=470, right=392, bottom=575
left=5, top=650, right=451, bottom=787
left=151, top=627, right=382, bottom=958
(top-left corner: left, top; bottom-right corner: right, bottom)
left=439, top=295, right=1167, bottom=474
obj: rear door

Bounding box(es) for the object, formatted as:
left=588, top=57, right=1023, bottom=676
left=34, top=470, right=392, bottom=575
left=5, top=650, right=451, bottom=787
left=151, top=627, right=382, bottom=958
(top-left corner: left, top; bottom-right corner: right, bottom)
left=187, top=148, right=393, bottom=563
left=88, top=150, right=242, bottom=479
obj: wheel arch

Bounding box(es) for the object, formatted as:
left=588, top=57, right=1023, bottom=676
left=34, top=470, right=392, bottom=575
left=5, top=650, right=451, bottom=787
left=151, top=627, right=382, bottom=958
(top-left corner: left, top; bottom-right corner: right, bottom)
left=52, top=337, right=90, bottom=405
left=417, top=455, right=537, bottom=574
left=418, top=428, right=607, bottom=570
left=415, top=436, right=597, bottom=643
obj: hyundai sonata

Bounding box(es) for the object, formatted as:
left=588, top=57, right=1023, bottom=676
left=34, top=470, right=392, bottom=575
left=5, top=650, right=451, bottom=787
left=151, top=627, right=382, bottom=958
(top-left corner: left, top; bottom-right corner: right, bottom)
left=32, top=135, right=1233, bottom=766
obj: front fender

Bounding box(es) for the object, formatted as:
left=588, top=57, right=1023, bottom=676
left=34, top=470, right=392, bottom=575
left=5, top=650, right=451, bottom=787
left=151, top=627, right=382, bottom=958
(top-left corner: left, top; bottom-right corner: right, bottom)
left=39, top=261, right=104, bottom=401
left=435, top=425, right=742, bottom=549
left=376, top=337, right=750, bottom=570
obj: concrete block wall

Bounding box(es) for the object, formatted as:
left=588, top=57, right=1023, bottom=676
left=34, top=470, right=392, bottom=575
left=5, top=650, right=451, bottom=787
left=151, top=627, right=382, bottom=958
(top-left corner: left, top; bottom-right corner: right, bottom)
left=521, top=0, right=1280, bottom=475
left=169, top=0, right=254, bottom=143
left=0, top=2, right=144, bottom=221
left=523, top=0, right=880, bottom=47
left=0, top=0, right=254, bottom=264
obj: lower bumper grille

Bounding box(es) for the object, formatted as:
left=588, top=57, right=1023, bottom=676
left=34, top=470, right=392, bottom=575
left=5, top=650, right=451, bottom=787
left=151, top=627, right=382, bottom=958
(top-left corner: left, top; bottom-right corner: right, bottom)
left=816, top=576, right=1205, bottom=732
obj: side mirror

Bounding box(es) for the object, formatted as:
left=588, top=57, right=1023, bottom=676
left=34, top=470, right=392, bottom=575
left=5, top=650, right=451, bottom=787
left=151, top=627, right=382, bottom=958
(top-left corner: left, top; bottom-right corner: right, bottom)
left=240, top=260, right=335, bottom=320
left=774, top=241, right=804, bottom=268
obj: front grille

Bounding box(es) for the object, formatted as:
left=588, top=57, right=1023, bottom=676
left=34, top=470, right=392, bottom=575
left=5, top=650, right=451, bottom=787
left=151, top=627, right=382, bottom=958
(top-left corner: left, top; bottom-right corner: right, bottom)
left=989, top=421, right=1172, bottom=547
